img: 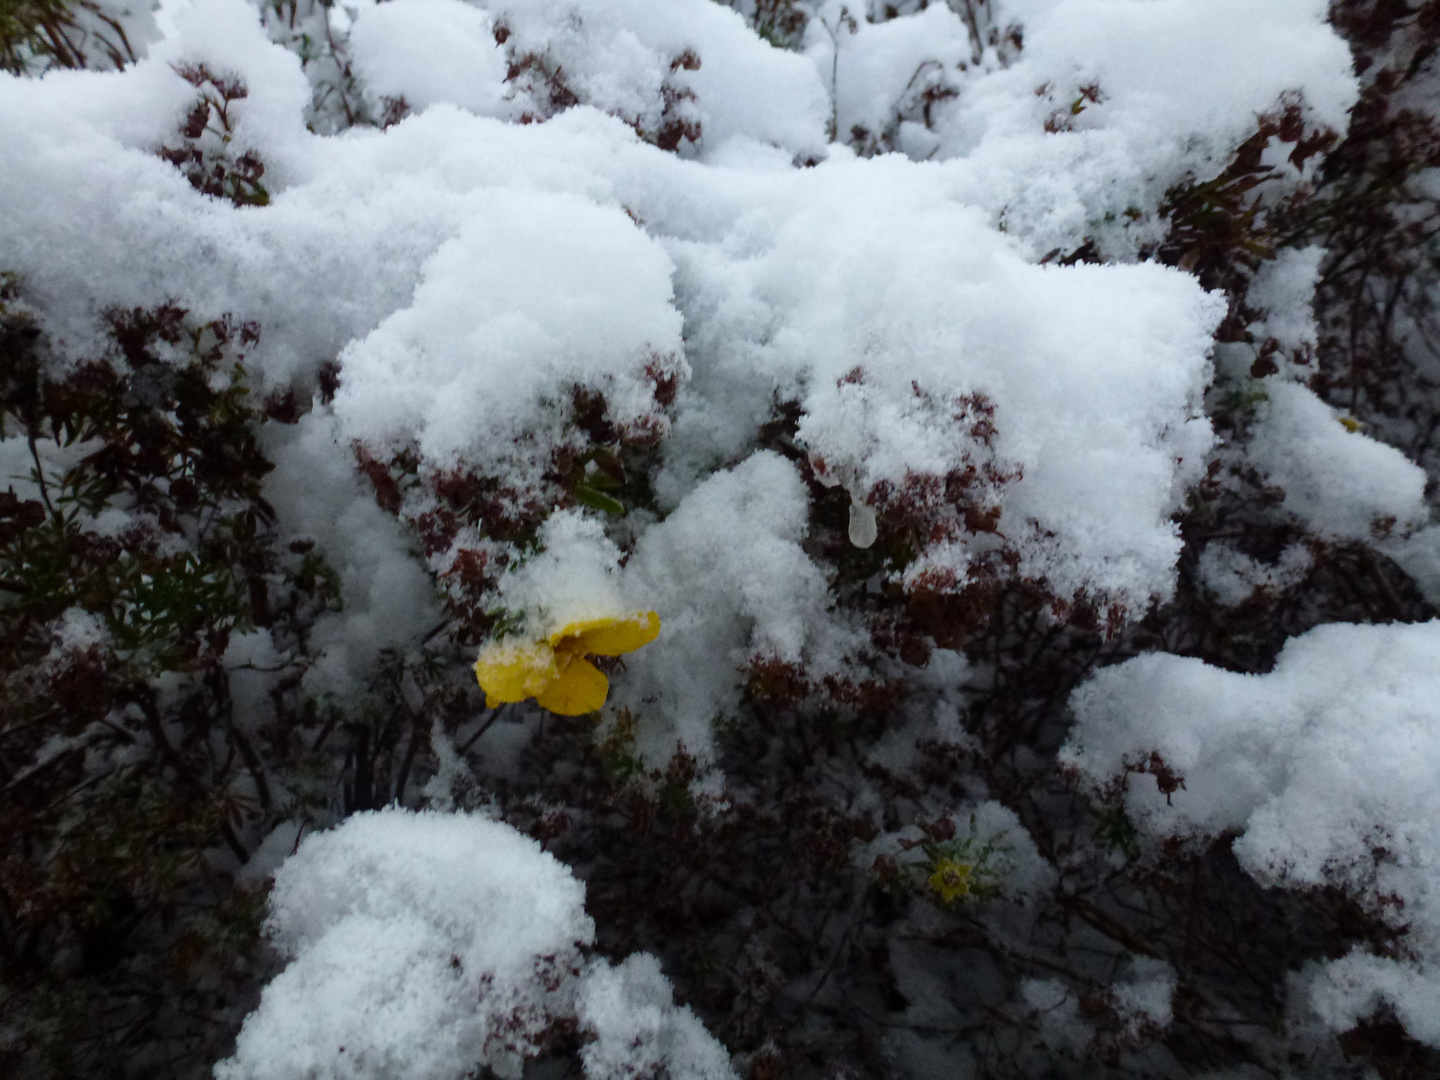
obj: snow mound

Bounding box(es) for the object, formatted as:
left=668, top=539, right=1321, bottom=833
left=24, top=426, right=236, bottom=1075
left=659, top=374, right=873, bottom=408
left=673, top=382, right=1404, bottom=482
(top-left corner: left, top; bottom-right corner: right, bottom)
left=483, top=0, right=828, bottom=154
left=617, top=451, right=860, bottom=762
left=216, top=809, right=594, bottom=1080
left=578, top=953, right=738, bottom=1080
left=333, top=186, right=684, bottom=467
left=348, top=0, right=511, bottom=118
left=1063, top=621, right=1440, bottom=1046
left=215, top=809, right=737, bottom=1080
left=1247, top=381, right=1428, bottom=542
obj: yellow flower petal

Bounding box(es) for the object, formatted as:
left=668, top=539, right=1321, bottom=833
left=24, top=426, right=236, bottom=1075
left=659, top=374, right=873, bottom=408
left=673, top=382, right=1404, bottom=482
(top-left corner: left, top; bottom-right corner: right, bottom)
left=552, top=611, right=661, bottom=656
left=473, top=641, right=559, bottom=706
left=927, top=858, right=974, bottom=905
left=534, top=655, right=609, bottom=716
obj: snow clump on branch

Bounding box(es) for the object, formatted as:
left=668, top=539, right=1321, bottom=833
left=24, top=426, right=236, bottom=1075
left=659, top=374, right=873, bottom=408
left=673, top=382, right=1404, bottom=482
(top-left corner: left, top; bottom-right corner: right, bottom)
left=1063, top=621, right=1440, bottom=1047
left=215, top=809, right=736, bottom=1080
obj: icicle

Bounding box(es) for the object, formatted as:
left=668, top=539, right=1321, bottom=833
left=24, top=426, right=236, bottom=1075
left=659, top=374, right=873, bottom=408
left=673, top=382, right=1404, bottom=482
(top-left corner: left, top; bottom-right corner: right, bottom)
left=848, top=498, right=878, bottom=549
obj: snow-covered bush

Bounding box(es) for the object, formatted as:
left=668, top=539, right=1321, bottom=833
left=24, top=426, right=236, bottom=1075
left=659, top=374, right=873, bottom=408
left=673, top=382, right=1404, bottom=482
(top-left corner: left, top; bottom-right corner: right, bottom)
left=1064, top=621, right=1440, bottom=1047
left=217, top=808, right=736, bottom=1080
left=7, top=0, right=1440, bottom=1077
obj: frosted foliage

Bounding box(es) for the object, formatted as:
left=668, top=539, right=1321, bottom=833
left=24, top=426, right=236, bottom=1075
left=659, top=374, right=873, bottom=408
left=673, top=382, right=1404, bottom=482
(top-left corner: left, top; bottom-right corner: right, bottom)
left=0, top=0, right=1348, bottom=638
left=0, top=0, right=1371, bottom=760
left=615, top=452, right=860, bottom=761
left=1111, top=958, right=1176, bottom=1036
left=1247, top=381, right=1428, bottom=542
left=863, top=800, right=1056, bottom=902
left=1, top=0, right=1421, bottom=1071
left=7, top=0, right=162, bottom=74
left=216, top=809, right=594, bottom=1080
left=1387, top=524, right=1440, bottom=607
left=577, top=954, right=738, bottom=1080
left=1063, top=622, right=1440, bottom=1045
left=804, top=4, right=973, bottom=150
left=48, top=607, right=109, bottom=654
left=1309, top=951, right=1440, bottom=1046
left=962, top=800, right=1055, bottom=901
left=1020, top=979, right=1090, bottom=1052
left=216, top=811, right=740, bottom=1080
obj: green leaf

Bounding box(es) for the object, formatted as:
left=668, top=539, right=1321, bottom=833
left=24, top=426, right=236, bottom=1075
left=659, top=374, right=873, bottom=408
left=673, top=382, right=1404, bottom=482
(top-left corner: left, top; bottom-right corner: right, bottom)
left=573, top=483, right=625, bottom=516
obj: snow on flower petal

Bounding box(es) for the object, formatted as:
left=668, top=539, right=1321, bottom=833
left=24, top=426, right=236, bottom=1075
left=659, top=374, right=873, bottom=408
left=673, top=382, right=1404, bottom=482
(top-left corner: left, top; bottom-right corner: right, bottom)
left=475, top=612, right=661, bottom=715
left=473, top=640, right=560, bottom=709
left=552, top=611, right=661, bottom=656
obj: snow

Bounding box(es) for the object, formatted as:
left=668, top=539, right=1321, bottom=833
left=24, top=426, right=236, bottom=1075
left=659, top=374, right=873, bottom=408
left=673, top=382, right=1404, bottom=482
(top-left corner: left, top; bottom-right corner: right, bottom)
left=494, top=510, right=632, bottom=636
left=48, top=607, right=110, bottom=654
left=216, top=808, right=595, bottom=1080
left=334, top=186, right=685, bottom=466
left=7, top=0, right=1433, bottom=1067
left=663, top=161, right=1223, bottom=613
left=1387, top=525, right=1440, bottom=607
left=1309, top=950, right=1440, bottom=1047
left=1064, top=621, right=1440, bottom=1046
left=928, top=0, right=1357, bottom=257
left=264, top=413, right=438, bottom=704
left=616, top=451, right=859, bottom=761
left=1247, top=246, right=1325, bottom=359
left=348, top=0, right=510, bottom=118
left=804, top=3, right=972, bottom=149
left=1247, top=381, right=1428, bottom=542
left=488, top=0, right=829, bottom=155
left=216, top=809, right=738, bottom=1080
left=5, top=0, right=162, bottom=74
left=0, top=0, right=1391, bottom=827
left=0, top=0, right=1342, bottom=692
left=577, top=953, right=738, bottom=1080
left=1197, top=542, right=1314, bottom=608
left=859, top=800, right=1056, bottom=904
left=1021, top=978, right=1090, bottom=1052
left=1110, top=958, right=1177, bottom=1037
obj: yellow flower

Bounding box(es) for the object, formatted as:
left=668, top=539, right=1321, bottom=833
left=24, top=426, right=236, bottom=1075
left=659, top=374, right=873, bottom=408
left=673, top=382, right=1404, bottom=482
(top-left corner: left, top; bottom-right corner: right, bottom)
left=473, top=611, right=660, bottom=716
left=927, top=857, right=974, bottom=905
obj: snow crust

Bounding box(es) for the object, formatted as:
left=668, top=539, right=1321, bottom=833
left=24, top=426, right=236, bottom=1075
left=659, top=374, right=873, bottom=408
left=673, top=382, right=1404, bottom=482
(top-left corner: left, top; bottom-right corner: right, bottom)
left=1064, top=621, right=1440, bottom=1045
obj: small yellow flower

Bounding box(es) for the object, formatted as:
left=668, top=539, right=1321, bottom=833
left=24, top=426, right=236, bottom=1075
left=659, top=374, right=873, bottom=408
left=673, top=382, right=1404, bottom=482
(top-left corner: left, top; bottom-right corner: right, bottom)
left=473, top=611, right=660, bottom=717
left=927, top=857, right=974, bottom=905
